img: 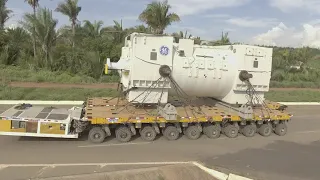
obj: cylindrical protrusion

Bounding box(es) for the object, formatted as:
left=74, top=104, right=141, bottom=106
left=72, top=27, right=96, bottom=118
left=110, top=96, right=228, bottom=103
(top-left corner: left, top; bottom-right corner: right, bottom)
left=159, top=65, right=172, bottom=78
left=239, top=70, right=253, bottom=81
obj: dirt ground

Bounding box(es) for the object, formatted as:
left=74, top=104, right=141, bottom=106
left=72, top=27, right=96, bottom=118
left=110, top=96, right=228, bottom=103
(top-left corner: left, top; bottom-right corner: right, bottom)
left=6, top=81, right=320, bottom=91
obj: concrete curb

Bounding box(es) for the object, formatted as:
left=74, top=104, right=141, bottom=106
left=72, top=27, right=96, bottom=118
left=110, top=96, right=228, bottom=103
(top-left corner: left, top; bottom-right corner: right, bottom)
left=0, top=100, right=320, bottom=106
left=192, top=162, right=229, bottom=180
left=191, top=162, right=253, bottom=180
left=228, top=173, right=253, bottom=180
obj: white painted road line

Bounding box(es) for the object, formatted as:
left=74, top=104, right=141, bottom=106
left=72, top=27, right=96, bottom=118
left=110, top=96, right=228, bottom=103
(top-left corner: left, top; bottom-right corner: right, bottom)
left=0, top=161, right=254, bottom=180
left=294, top=130, right=320, bottom=134
left=192, top=162, right=229, bottom=180
left=78, top=142, right=151, bottom=148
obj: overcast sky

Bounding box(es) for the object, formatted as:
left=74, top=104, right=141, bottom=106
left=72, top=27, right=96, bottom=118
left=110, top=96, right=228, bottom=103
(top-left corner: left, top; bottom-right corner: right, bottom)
left=6, top=0, right=320, bottom=48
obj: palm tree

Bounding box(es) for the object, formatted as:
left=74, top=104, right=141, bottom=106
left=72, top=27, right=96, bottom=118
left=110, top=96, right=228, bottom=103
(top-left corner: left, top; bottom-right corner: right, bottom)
left=24, top=0, right=39, bottom=61
left=220, top=31, right=230, bottom=45
left=82, top=20, right=104, bottom=38
left=55, top=0, right=81, bottom=48
left=0, top=27, right=30, bottom=65
left=24, top=0, right=39, bottom=15
left=172, top=31, right=192, bottom=42
left=101, top=20, right=125, bottom=44
left=138, top=0, right=180, bottom=34
left=207, top=31, right=231, bottom=46
left=0, top=0, right=12, bottom=29
left=20, top=7, right=58, bottom=68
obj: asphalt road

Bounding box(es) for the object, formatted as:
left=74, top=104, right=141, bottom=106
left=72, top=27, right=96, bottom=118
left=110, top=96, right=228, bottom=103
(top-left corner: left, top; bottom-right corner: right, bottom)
left=0, top=105, right=319, bottom=180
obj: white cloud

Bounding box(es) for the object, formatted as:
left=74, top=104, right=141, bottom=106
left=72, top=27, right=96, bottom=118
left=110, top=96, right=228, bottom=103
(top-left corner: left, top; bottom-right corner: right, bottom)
left=226, top=17, right=279, bottom=28
left=202, top=14, right=231, bottom=18
left=170, top=25, right=206, bottom=35
left=251, top=22, right=320, bottom=48
left=269, top=0, right=320, bottom=14
left=5, top=8, right=24, bottom=28
left=168, top=0, right=250, bottom=16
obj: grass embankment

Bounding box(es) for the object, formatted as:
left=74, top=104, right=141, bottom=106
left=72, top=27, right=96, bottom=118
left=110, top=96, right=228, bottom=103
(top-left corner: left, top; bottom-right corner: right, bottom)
left=265, top=90, right=320, bottom=102
left=0, top=86, right=118, bottom=101
left=2, top=65, right=320, bottom=89
left=1, top=86, right=320, bottom=102
left=0, top=65, right=119, bottom=84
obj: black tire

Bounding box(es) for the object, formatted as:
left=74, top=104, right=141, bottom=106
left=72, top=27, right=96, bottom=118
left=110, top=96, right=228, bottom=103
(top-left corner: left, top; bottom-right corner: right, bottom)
left=223, top=124, right=239, bottom=138
left=184, top=125, right=201, bottom=140
left=203, top=124, right=221, bottom=139
left=115, top=126, right=132, bottom=142
left=258, top=123, right=272, bottom=137
left=163, top=126, right=179, bottom=141
left=242, top=124, right=256, bottom=137
left=274, top=123, right=287, bottom=136
left=140, top=126, right=157, bottom=141
left=88, top=127, right=106, bottom=143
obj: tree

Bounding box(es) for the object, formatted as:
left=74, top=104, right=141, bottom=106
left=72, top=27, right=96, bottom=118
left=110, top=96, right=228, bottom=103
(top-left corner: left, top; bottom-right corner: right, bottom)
left=0, top=27, right=31, bottom=65
left=24, top=0, right=39, bottom=61
left=208, top=31, right=231, bottom=46
left=83, top=20, right=104, bottom=38
left=20, top=7, right=58, bottom=68
left=138, top=0, right=180, bottom=34
left=24, top=0, right=39, bottom=15
left=0, top=0, right=12, bottom=30
left=55, top=0, right=81, bottom=48
left=101, top=20, right=125, bottom=44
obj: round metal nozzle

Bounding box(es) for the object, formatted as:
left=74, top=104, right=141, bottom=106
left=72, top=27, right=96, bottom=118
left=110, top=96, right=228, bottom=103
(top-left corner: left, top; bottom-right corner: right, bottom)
left=239, top=70, right=253, bottom=81
left=159, top=65, right=172, bottom=78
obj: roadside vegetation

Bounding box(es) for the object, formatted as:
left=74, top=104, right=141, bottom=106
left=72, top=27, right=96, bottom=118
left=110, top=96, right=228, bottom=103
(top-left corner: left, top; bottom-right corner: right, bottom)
left=1, top=85, right=320, bottom=102
left=0, top=85, right=117, bottom=101
left=0, top=0, right=319, bottom=101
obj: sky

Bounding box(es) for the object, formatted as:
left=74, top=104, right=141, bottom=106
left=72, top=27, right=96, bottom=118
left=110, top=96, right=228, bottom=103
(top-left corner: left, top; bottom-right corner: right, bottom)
left=6, top=0, right=320, bottom=48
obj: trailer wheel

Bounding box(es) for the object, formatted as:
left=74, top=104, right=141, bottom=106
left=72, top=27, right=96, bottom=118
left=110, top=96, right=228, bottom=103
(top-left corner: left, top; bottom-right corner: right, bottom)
left=163, top=126, right=179, bottom=141
left=242, top=124, right=256, bottom=137
left=274, top=123, right=287, bottom=136
left=184, top=125, right=201, bottom=140
left=140, top=126, right=157, bottom=141
left=224, top=124, right=238, bottom=138
left=258, top=123, right=272, bottom=137
left=203, top=124, right=221, bottom=139
left=88, top=127, right=106, bottom=143
left=115, top=126, right=132, bottom=142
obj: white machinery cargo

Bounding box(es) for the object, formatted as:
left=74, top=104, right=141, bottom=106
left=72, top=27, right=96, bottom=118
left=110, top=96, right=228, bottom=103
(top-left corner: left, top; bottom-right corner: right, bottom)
left=0, top=32, right=291, bottom=143
left=106, top=33, right=272, bottom=105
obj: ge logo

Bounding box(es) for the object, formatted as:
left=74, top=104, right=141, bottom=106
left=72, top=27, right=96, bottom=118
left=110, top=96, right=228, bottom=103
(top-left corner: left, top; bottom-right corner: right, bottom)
left=160, top=46, right=169, bottom=56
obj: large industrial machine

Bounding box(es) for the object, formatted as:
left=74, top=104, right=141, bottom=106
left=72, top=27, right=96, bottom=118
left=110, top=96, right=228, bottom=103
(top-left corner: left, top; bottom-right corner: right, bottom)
left=0, top=33, right=292, bottom=143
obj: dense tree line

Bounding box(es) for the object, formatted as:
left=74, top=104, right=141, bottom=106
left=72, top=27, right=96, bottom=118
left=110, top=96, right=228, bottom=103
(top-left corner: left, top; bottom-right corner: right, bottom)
left=0, top=0, right=319, bottom=86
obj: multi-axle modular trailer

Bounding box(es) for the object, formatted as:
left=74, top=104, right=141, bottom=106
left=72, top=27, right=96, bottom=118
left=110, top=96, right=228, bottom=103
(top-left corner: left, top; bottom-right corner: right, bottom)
left=0, top=33, right=292, bottom=143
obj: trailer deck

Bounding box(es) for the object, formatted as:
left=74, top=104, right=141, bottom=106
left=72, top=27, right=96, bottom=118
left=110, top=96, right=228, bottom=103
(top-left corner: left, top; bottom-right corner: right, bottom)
left=0, top=97, right=292, bottom=142
left=0, top=104, right=82, bottom=138
left=85, top=97, right=292, bottom=125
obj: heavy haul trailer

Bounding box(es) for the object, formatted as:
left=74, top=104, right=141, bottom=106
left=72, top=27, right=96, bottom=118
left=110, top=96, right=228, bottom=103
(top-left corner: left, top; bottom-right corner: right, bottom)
left=0, top=33, right=292, bottom=143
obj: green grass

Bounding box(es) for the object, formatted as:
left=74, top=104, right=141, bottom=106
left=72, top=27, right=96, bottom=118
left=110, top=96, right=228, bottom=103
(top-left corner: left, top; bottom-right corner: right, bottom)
left=265, top=90, right=320, bottom=102
left=2, top=65, right=320, bottom=89
left=0, top=65, right=119, bottom=84
left=270, top=81, right=320, bottom=88
left=0, top=86, right=118, bottom=101
left=0, top=86, right=319, bottom=102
